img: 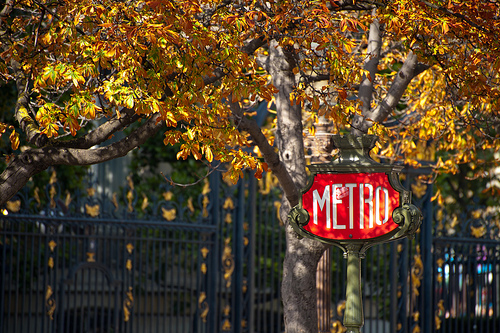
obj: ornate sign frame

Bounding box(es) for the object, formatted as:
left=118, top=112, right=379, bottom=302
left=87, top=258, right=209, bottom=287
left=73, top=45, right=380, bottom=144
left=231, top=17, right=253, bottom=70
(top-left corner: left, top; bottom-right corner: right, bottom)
left=289, top=134, right=422, bottom=253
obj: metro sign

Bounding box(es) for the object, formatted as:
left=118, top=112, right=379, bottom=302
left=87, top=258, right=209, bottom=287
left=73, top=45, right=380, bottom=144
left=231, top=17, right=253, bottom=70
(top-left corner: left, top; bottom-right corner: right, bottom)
left=289, top=134, right=420, bottom=247
left=290, top=135, right=422, bottom=333
left=302, top=172, right=401, bottom=241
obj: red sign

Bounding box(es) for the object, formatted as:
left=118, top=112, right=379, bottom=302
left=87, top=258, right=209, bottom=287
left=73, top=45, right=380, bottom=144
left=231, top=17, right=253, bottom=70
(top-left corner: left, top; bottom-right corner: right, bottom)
left=302, top=172, right=400, bottom=240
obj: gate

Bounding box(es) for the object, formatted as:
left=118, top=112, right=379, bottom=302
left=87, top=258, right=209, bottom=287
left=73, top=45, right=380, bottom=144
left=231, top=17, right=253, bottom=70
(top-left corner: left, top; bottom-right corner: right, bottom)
left=0, top=169, right=284, bottom=333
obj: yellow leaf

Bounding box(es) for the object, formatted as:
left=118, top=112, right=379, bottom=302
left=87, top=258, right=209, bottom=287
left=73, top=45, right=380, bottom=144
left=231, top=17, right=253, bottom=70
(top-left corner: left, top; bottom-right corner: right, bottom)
left=186, top=128, right=195, bottom=140
left=187, top=197, right=195, bottom=213
left=125, top=94, right=134, bottom=108
left=163, top=191, right=173, bottom=201
left=223, top=197, right=234, bottom=210
left=442, top=22, right=449, bottom=34
left=309, top=124, right=316, bottom=136
left=205, top=146, right=213, bottom=162
left=202, top=180, right=210, bottom=195
left=344, top=42, right=352, bottom=53
left=430, top=189, right=441, bottom=203
left=105, top=48, right=116, bottom=58
left=471, top=225, right=486, bottom=238
left=141, top=195, right=149, bottom=211
left=9, top=130, right=19, bottom=150
left=165, top=30, right=180, bottom=44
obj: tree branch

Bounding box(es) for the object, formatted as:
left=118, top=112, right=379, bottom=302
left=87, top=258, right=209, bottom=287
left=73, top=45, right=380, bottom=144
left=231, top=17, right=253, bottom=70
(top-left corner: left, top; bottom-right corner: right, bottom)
left=239, top=116, right=300, bottom=207
left=34, top=0, right=86, bottom=35
left=351, top=51, right=428, bottom=135
left=358, top=17, right=381, bottom=114
left=0, top=113, right=164, bottom=206
left=0, top=0, right=14, bottom=25
left=12, top=60, right=49, bottom=147
left=420, top=0, right=490, bottom=34
left=51, top=108, right=141, bottom=149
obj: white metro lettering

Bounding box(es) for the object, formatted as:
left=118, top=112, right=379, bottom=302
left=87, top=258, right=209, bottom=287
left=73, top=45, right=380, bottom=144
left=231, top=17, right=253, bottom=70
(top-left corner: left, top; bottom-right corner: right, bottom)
left=375, top=186, right=389, bottom=225
left=359, top=183, right=373, bottom=229
left=313, top=185, right=330, bottom=227
left=311, top=183, right=391, bottom=230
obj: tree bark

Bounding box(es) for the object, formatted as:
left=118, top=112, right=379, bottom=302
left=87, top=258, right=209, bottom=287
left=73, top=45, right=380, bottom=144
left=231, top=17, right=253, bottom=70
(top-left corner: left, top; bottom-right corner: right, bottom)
left=267, top=40, right=328, bottom=333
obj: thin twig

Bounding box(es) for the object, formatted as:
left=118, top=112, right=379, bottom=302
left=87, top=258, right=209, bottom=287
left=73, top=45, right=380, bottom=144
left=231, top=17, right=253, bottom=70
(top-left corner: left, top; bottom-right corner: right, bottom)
left=160, top=161, right=222, bottom=187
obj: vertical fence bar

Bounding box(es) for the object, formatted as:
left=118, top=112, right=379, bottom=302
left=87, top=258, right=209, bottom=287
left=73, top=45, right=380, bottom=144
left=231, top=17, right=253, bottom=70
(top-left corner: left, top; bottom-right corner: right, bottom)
left=493, top=251, right=498, bottom=333
left=276, top=207, right=284, bottom=333
left=255, top=190, right=264, bottom=332
left=389, top=242, right=398, bottom=333
left=400, top=239, right=409, bottom=333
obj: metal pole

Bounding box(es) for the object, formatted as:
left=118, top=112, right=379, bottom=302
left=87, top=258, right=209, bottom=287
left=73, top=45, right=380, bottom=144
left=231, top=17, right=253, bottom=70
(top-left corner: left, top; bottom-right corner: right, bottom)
left=343, top=244, right=364, bottom=333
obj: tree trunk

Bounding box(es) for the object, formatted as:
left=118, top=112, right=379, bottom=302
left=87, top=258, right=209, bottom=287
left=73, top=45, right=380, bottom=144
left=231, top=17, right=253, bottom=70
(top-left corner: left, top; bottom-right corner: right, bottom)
left=268, top=40, right=328, bottom=333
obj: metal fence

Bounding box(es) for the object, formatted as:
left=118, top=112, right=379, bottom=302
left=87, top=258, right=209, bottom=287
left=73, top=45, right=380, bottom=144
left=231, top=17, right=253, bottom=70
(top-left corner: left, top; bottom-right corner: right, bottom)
left=1, top=170, right=284, bottom=333
left=432, top=205, right=500, bottom=332
left=1, top=168, right=499, bottom=333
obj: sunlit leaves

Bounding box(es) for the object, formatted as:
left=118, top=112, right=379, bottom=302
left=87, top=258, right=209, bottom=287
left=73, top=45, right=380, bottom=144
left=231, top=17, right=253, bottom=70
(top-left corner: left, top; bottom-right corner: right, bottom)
left=8, top=129, right=19, bottom=150
left=2, top=0, right=500, bottom=186
left=0, top=121, right=20, bottom=150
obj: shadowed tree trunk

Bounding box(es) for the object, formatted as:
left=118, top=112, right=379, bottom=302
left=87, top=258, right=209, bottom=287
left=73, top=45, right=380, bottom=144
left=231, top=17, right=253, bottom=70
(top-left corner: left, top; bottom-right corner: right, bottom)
left=268, top=40, right=328, bottom=333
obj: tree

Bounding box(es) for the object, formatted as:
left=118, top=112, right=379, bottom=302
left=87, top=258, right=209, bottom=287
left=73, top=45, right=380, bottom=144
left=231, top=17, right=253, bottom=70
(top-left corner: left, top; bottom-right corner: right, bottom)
left=1, top=0, right=499, bottom=331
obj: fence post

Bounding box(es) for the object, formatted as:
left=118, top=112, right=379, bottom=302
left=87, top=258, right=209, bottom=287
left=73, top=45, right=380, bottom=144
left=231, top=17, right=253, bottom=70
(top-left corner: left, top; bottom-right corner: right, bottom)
left=400, top=238, right=409, bottom=333
left=420, top=183, right=433, bottom=333
left=208, top=170, right=221, bottom=333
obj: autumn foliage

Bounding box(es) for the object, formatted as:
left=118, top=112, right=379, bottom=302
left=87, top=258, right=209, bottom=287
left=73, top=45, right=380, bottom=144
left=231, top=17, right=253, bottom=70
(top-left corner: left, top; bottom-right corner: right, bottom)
left=1, top=1, right=500, bottom=331
left=1, top=0, right=499, bottom=187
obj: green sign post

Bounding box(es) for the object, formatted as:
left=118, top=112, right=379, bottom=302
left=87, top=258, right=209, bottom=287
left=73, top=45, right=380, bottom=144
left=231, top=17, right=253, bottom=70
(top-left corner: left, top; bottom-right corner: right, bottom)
left=289, top=134, right=422, bottom=333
